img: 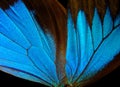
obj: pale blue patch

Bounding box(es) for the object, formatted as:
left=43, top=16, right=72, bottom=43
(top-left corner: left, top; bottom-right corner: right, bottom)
left=77, top=10, right=87, bottom=59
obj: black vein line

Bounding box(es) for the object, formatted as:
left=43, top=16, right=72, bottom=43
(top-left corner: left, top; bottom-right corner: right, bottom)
left=29, top=11, right=58, bottom=83
left=0, top=32, right=27, bottom=55
left=30, top=12, right=54, bottom=61
left=2, top=10, right=31, bottom=49
left=75, top=23, right=120, bottom=83
left=5, top=4, right=55, bottom=82
left=1, top=5, right=57, bottom=84
left=71, top=26, right=81, bottom=82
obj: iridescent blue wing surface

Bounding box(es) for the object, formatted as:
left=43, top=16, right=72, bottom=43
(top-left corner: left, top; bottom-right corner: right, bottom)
left=0, top=0, right=59, bottom=86
left=0, top=0, right=120, bottom=87
left=66, top=1, right=120, bottom=86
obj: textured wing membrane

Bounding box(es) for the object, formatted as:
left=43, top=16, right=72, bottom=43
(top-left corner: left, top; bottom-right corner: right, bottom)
left=0, top=0, right=59, bottom=86
left=66, top=6, right=120, bottom=85
left=0, top=0, right=120, bottom=86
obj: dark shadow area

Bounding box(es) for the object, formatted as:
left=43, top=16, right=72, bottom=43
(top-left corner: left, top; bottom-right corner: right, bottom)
left=58, top=0, right=68, bottom=8
left=0, top=66, right=119, bottom=87
left=0, top=71, right=48, bottom=87
left=86, top=66, right=120, bottom=87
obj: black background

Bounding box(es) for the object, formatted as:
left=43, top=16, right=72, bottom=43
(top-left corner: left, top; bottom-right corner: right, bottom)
left=0, top=0, right=120, bottom=87
left=0, top=66, right=119, bottom=87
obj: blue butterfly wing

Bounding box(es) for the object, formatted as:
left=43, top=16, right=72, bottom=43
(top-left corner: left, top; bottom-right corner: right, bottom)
left=79, top=8, right=120, bottom=82
left=0, top=0, right=58, bottom=86
left=0, top=0, right=120, bottom=86
left=66, top=10, right=93, bottom=83
left=66, top=6, right=120, bottom=84
left=66, top=11, right=77, bottom=81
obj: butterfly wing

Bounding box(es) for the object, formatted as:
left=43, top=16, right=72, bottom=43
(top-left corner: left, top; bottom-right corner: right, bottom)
left=0, top=0, right=59, bottom=86
left=78, top=8, right=120, bottom=82
left=66, top=3, right=120, bottom=86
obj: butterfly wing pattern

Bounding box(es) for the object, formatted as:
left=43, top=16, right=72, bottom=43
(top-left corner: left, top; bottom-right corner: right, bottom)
left=66, top=6, right=120, bottom=86
left=0, top=0, right=120, bottom=87
left=0, top=0, right=59, bottom=86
